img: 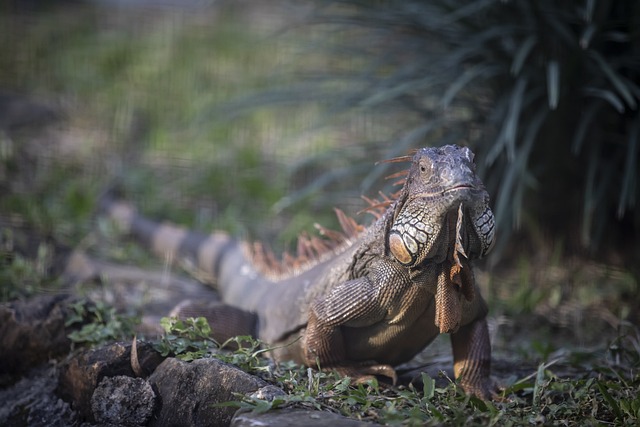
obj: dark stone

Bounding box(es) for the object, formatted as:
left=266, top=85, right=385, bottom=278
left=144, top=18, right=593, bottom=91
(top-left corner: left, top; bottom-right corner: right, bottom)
left=0, top=91, right=61, bottom=133
left=231, top=408, right=376, bottom=427
left=248, top=384, right=286, bottom=401
left=0, top=294, right=75, bottom=381
left=57, top=341, right=164, bottom=422
left=148, top=357, right=268, bottom=427
left=0, top=365, right=77, bottom=427
left=91, top=375, right=157, bottom=426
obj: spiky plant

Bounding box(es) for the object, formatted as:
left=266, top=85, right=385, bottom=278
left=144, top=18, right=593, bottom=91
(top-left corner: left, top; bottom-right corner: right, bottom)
left=277, top=0, right=639, bottom=257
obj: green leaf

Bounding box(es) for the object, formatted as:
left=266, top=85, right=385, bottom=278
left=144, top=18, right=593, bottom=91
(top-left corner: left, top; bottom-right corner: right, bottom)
left=532, top=362, right=546, bottom=409
left=511, top=35, right=537, bottom=76
left=571, top=100, right=602, bottom=154
left=501, top=380, right=534, bottom=396
left=589, top=50, right=637, bottom=110
left=618, top=120, right=639, bottom=218
left=584, top=0, right=596, bottom=22
left=597, top=380, right=623, bottom=420
left=488, top=76, right=528, bottom=164
left=546, top=61, right=559, bottom=110
left=437, top=0, right=497, bottom=27
left=421, top=372, right=435, bottom=401
left=583, top=87, right=625, bottom=113
left=493, top=109, right=547, bottom=232
left=442, top=64, right=500, bottom=108
left=580, top=24, right=597, bottom=49
left=359, top=75, right=438, bottom=109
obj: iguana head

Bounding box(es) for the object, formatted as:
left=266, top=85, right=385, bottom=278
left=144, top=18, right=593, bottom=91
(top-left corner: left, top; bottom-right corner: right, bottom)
left=387, top=145, right=495, bottom=267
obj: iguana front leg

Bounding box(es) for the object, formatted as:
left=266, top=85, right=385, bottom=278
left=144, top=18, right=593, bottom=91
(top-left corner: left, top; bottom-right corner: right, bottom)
left=451, top=316, right=493, bottom=399
left=302, top=277, right=397, bottom=384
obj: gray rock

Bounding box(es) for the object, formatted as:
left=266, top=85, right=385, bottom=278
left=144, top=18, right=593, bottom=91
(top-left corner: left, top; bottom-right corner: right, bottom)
left=0, top=294, right=75, bottom=380
left=57, top=341, right=164, bottom=422
left=249, top=384, right=286, bottom=401
left=0, top=365, right=77, bottom=427
left=231, top=408, right=376, bottom=427
left=91, top=375, right=157, bottom=426
left=148, top=357, right=268, bottom=427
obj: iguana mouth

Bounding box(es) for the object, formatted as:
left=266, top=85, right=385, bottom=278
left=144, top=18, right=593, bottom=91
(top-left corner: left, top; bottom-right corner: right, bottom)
left=444, top=184, right=475, bottom=193
left=412, top=185, right=475, bottom=199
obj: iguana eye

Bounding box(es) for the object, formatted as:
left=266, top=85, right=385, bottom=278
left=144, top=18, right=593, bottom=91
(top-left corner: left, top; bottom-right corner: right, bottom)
left=418, top=158, right=431, bottom=174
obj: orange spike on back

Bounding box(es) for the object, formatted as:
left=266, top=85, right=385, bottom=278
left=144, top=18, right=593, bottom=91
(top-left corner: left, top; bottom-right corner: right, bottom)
left=358, top=197, right=392, bottom=217
left=335, top=208, right=365, bottom=238
left=315, top=223, right=348, bottom=242
left=376, top=155, right=412, bottom=165
left=248, top=150, right=418, bottom=280
left=385, top=169, right=409, bottom=181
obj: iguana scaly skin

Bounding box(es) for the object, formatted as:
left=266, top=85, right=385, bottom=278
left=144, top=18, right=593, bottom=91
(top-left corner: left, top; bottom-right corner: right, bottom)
left=101, top=144, right=496, bottom=398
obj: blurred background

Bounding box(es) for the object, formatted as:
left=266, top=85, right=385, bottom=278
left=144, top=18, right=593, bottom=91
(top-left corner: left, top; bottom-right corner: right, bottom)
left=1, top=0, right=639, bottom=359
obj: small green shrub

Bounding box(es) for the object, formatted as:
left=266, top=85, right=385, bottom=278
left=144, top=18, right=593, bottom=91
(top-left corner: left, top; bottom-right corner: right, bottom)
left=65, top=299, right=139, bottom=346
left=0, top=231, right=58, bottom=301
left=153, top=316, right=271, bottom=373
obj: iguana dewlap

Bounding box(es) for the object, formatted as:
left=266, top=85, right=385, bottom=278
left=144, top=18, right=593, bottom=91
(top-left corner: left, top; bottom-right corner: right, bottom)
left=101, top=144, right=496, bottom=398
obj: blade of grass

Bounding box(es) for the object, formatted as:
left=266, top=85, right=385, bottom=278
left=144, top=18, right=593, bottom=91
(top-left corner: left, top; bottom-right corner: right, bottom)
left=571, top=100, right=602, bottom=154
left=584, top=0, right=596, bottom=22
left=581, top=143, right=599, bottom=246
left=589, top=50, right=637, bottom=110
left=442, top=64, right=500, bottom=108
left=617, top=119, right=638, bottom=218
left=436, top=0, right=496, bottom=28
left=583, top=87, right=625, bottom=113
left=493, top=108, right=546, bottom=233
left=511, top=35, right=536, bottom=76
left=580, top=23, right=597, bottom=49
left=596, top=380, right=624, bottom=421
left=487, top=76, right=528, bottom=164
left=546, top=60, right=559, bottom=110
left=359, top=75, right=439, bottom=109
left=532, top=362, right=546, bottom=410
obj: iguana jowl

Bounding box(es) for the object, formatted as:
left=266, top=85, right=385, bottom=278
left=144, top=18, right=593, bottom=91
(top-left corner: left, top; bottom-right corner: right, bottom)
left=103, top=144, right=496, bottom=398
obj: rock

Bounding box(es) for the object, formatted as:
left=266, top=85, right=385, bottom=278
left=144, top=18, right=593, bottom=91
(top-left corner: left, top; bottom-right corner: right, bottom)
left=231, top=408, right=376, bottom=427
left=148, top=357, right=268, bottom=427
left=249, top=384, right=286, bottom=401
left=57, top=341, right=164, bottom=422
left=0, top=294, right=75, bottom=382
left=91, top=375, right=156, bottom=426
left=0, top=365, right=77, bottom=427
left=0, top=91, right=60, bottom=133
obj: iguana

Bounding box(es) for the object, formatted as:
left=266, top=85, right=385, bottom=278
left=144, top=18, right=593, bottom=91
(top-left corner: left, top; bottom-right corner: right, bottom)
left=100, top=144, right=496, bottom=398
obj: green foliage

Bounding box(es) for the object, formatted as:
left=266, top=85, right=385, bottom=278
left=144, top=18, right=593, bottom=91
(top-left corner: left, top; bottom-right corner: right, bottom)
left=154, top=316, right=219, bottom=361
left=300, top=0, right=640, bottom=252
left=0, top=230, right=59, bottom=301
left=0, top=3, right=336, bottom=255
left=65, top=300, right=139, bottom=346
left=154, top=316, right=270, bottom=373
left=224, top=330, right=639, bottom=426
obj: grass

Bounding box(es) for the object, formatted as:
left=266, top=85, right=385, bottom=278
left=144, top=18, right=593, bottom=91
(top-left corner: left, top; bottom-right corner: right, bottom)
left=0, top=1, right=638, bottom=425
left=155, top=315, right=640, bottom=425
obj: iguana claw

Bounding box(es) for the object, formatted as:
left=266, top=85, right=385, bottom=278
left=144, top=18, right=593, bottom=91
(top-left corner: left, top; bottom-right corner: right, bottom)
left=333, top=362, right=398, bottom=385
left=459, top=378, right=497, bottom=401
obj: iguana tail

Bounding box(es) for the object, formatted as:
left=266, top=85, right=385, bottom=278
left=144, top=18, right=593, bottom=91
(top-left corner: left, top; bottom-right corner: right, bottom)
left=98, top=193, right=267, bottom=340
left=99, top=194, right=250, bottom=288
left=98, top=193, right=317, bottom=345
